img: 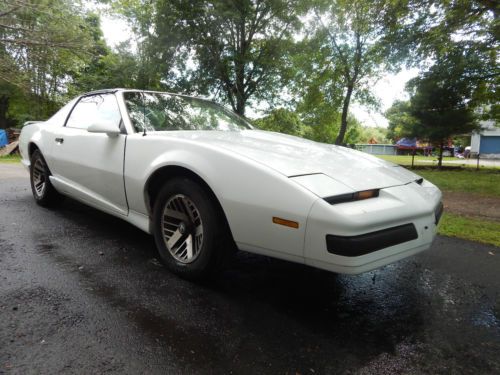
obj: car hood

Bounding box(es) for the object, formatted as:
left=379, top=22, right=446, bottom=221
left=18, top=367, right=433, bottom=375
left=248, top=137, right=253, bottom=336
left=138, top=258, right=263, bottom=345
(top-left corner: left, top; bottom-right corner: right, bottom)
left=153, top=130, right=420, bottom=191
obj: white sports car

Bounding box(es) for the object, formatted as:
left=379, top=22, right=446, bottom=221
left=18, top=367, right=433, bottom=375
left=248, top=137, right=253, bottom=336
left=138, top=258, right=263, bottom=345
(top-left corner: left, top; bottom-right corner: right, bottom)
left=19, top=89, right=443, bottom=279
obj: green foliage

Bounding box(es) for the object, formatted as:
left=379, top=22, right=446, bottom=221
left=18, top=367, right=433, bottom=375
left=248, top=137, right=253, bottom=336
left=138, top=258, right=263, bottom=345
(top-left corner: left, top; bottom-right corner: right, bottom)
left=308, top=119, right=340, bottom=144
left=294, top=0, right=408, bottom=145
left=0, top=0, right=100, bottom=125
left=357, top=126, right=389, bottom=144
left=113, top=0, right=310, bottom=115
left=0, top=0, right=94, bottom=93
left=0, top=2, right=144, bottom=127
left=407, top=55, right=480, bottom=149
left=254, top=107, right=368, bottom=145
left=392, top=0, right=499, bottom=122
left=385, top=100, right=418, bottom=141
left=63, top=14, right=143, bottom=96
left=253, top=108, right=305, bottom=137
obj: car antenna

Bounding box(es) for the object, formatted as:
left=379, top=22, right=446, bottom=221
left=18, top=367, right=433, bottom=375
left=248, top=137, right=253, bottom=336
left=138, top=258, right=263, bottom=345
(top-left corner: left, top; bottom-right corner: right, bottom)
left=141, top=92, right=147, bottom=136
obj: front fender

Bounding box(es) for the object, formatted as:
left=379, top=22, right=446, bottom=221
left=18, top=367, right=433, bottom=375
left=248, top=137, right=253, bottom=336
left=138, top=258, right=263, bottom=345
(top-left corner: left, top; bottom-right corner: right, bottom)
left=124, top=134, right=319, bottom=259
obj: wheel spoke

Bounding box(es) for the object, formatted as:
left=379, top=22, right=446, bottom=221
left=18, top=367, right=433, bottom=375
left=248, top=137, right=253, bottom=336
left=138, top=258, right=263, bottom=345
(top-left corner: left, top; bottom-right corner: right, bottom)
left=181, top=196, right=196, bottom=223
left=34, top=164, right=44, bottom=174
left=185, top=235, right=193, bottom=260
left=166, top=228, right=183, bottom=249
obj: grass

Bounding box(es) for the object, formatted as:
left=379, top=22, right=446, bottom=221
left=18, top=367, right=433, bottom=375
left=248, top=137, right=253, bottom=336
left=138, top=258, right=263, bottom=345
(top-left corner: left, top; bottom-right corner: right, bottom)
left=0, top=154, right=21, bottom=163
left=378, top=154, right=437, bottom=166
left=438, top=213, right=500, bottom=247
left=377, top=154, right=500, bottom=170
left=374, top=154, right=500, bottom=197
left=417, top=169, right=500, bottom=197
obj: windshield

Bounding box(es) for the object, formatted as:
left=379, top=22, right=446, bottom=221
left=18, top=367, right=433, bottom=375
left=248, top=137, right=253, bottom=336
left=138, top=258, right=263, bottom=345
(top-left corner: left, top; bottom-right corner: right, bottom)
left=123, top=91, right=252, bottom=132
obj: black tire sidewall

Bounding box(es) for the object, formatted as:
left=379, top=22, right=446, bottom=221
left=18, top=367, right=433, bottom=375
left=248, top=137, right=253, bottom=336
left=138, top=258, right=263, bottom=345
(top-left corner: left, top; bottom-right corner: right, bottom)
left=153, top=177, right=220, bottom=279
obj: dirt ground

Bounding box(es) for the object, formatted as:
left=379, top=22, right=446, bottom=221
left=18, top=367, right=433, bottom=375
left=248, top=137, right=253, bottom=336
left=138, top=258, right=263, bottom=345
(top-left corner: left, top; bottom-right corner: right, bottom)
left=443, top=192, right=500, bottom=221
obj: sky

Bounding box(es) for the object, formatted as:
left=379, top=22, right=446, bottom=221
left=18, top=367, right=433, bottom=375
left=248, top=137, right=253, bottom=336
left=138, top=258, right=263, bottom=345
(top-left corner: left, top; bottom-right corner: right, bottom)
left=100, top=16, right=419, bottom=128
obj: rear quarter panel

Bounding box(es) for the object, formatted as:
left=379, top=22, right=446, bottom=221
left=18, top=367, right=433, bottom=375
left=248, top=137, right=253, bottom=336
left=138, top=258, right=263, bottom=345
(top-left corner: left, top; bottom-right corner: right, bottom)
left=20, top=121, right=65, bottom=170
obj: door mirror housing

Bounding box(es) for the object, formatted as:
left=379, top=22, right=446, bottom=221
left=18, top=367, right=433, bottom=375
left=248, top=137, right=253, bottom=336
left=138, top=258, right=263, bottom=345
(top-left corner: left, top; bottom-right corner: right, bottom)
left=87, top=121, right=121, bottom=136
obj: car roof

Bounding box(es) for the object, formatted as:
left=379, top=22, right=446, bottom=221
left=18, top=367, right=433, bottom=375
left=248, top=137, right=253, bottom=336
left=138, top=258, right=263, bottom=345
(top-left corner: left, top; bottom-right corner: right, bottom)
left=81, top=88, right=122, bottom=95
left=81, top=88, right=181, bottom=96
left=80, top=88, right=217, bottom=104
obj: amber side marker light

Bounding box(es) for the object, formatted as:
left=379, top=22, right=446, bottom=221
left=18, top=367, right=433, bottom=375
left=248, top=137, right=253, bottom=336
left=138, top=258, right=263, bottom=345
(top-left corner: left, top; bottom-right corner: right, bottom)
left=272, top=217, right=299, bottom=229
left=357, top=189, right=378, bottom=200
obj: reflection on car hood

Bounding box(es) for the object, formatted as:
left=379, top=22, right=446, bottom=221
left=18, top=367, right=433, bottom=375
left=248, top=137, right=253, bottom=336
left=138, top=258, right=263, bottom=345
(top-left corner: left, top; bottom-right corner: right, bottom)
left=153, top=130, right=420, bottom=191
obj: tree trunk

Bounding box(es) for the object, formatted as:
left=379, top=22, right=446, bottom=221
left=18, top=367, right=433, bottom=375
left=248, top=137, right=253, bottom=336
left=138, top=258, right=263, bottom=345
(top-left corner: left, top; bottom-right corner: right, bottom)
left=234, top=13, right=246, bottom=117
left=438, top=141, right=444, bottom=169
left=335, top=83, right=354, bottom=145
left=0, top=95, right=9, bottom=129
left=235, top=96, right=246, bottom=116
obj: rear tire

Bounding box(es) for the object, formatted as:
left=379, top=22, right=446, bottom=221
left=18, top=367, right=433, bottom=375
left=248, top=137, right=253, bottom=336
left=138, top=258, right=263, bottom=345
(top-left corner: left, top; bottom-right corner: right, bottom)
left=30, top=149, right=61, bottom=207
left=152, top=177, right=231, bottom=280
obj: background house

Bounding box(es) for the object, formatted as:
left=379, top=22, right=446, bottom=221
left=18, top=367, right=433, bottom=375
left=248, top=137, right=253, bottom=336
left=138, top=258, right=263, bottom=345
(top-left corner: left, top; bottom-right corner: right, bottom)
left=471, top=120, right=500, bottom=158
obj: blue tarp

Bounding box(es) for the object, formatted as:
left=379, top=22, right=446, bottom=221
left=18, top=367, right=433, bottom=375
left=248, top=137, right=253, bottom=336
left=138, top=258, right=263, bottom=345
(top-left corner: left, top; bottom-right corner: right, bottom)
left=0, top=129, right=8, bottom=148
left=396, top=138, right=417, bottom=148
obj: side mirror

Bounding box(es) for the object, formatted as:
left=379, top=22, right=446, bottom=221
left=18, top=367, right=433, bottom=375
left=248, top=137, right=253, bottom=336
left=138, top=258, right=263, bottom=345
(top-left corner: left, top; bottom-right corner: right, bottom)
left=87, top=121, right=121, bottom=137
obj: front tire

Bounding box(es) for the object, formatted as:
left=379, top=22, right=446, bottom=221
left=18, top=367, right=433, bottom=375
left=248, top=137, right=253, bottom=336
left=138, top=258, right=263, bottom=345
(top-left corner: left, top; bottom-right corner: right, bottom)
left=30, top=149, right=61, bottom=207
left=153, top=177, right=231, bottom=280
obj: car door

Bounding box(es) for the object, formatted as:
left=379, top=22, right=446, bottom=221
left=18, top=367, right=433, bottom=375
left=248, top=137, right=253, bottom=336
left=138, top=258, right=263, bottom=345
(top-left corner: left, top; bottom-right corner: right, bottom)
left=49, top=93, right=128, bottom=216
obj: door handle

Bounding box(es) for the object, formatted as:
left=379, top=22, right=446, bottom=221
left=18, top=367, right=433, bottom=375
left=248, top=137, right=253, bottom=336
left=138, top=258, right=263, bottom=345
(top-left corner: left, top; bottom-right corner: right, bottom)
left=55, top=138, right=64, bottom=144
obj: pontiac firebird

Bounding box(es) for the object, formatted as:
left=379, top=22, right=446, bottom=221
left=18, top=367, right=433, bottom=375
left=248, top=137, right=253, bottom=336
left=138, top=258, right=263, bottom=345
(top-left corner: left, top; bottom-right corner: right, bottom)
left=19, top=89, right=443, bottom=279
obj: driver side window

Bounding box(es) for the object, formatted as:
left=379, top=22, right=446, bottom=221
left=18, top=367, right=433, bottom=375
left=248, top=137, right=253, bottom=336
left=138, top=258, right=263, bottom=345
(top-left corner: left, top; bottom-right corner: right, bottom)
left=66, top=94, right=122, bottom=130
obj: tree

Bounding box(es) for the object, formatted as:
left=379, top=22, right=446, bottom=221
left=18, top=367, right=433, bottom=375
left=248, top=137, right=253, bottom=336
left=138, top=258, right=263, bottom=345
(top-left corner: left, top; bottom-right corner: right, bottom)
left=67, top=15, right=140, bottom=95
left=253, top=108, right=305, bottom=136
left=0, top=0, right=96, bottom=124
left=108, top=0, right=166, bottom=90
left=395, top=55, right=480, bottom=167
left=357, top=126, right=389, bottom=144
left=297, top=0, right=407, bottom=145
left=385, top=100, right=419, bottom=142
left=393, top=0, right=499, bottom=121
left=114, top=0, right=308, bottom=116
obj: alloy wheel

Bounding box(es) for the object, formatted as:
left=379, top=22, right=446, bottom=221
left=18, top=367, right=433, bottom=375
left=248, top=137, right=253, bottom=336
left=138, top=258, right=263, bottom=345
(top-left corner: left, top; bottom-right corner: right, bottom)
left=32, top=158, right=46, bottom=198
left=161, top=194, right=204, bottom=263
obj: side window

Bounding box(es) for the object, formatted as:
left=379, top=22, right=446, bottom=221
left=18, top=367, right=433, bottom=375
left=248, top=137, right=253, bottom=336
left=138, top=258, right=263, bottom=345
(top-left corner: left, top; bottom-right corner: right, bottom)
left=123, top=92, right=145, bottom=133
left=66, top=94, right=122, bottom=130
left=123, top=92, right=157, bottom=133
left=47, top=98, right=78, bottom=125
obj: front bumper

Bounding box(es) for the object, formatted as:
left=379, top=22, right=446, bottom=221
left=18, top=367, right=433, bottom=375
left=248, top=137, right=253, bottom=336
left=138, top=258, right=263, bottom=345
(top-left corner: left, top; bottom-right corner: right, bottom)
left=326, top=223, right=419, bottom=257
left=304, top=181, right=442, bottom=274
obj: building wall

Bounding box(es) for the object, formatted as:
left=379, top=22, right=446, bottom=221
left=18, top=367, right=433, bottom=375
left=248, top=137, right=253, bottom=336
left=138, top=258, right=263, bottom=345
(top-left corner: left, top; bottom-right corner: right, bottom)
left=356, top=144, right=397, bottom=155
left=471, top=133, right=481, bottom=153
left=470, top=120, right=500, bottom=155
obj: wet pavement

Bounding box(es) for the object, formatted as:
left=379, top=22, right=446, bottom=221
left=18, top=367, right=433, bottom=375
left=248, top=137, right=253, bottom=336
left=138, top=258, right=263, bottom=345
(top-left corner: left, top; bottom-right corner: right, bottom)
left=1, top=164, right=499, bottom=374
